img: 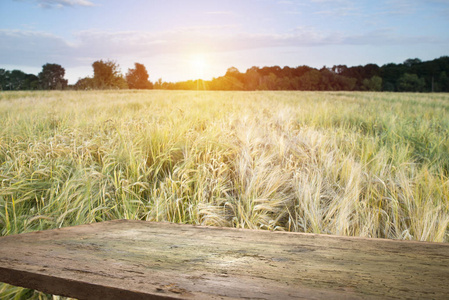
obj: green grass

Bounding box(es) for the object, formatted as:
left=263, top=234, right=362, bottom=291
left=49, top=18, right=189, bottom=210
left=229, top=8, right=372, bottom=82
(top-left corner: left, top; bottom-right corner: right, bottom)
left=1, top=90, right=449, bottom=299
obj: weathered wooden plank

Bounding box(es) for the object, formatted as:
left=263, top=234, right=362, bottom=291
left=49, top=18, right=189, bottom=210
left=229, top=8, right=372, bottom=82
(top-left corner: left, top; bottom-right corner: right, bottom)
left=0, top=220, right=448, bottom=299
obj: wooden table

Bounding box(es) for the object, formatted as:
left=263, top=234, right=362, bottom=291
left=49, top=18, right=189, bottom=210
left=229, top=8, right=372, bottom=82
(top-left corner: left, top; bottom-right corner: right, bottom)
left=0, top=220, right=448, bottom=299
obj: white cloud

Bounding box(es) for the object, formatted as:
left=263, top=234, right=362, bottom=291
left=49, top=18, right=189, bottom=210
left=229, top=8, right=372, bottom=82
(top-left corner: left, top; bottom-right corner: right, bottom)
left=17, top=0, right=95, bottom=8
left=204, top=11, right=235, bottom=15
left=1, top=27, right=448, bottom=82
left=1, top=27, right=447, bottom=66
left=381, top=0, right=419, bottom=15
left=0, top=29, right=71, bottom=64
left=377, top=0, right=449, bottom=16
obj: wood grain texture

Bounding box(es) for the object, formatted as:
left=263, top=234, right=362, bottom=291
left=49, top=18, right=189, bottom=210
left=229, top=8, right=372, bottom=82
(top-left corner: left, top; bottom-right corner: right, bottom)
left=0, top=220, right=448, bottom=299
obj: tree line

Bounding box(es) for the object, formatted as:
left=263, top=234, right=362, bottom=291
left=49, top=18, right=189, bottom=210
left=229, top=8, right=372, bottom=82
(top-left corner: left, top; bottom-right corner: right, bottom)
left=1, top=56, right=448, bottom=92
left=0, top=60, right=151, bottom=91
left=0, top=63, right=67, bottom=91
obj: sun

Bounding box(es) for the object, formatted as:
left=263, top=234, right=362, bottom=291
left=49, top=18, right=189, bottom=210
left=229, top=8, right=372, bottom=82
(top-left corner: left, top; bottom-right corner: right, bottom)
left=189, top=54, right=207, bottom=79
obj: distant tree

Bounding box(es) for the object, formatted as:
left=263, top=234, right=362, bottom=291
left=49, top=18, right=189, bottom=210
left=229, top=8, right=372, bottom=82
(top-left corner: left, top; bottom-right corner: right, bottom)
left=244, top=67, right=261, bottom=90
left=363, top=64, right=380, bottom=76
left=319, top=68, right=337, bottom=90
left=209, top=75, right=243, bottom=90
left=438, top=71, right=449, bottom=92
left=126, top=63, right=152, bottom=89
left=383, top=82, right=395, bottom=92
left=397, top=73, right=426, bottom=92
left=362, top=76, right=383, bottom=91
left=11, top=70, right=27, bottom=90
left=0, top=69, right=14, bottom=90
left=381, top=63, right=407, bottom=91
left=172, top=79, right=208, bottom=90
left=153, top=78, right=163, bottom=89
left=299, top=70, right=321, bottom=90
left=281, top=66, right=294, bottom=79
left=38, top=63, right=68, bottom=90
left=404, top=58, right=422, bottom=68
left=100, top=55, right=449, bottom=92
left=24, top=74, right=39, bottom=90
left=338, top=65, right=364, bottom=89
left=0, top=69, right=6, bottom=90
left=6, top=70, right=31, bottom=90
left=332, top=65, right=348, bottom=75
left=293, top=66, right=313, bottom=78
left=209, top=67, right=244, bottom=90
left=116, top=77, right=128, bottom=89
left=0, top=69, right=39, bottom=90
left=226, top=67, right=240, bottom=77
left=74, top=77, right=95, bottom=90
left=92, top=60, right=128, bottom=89
left=225, top=67, right=245, bottom=85
left=259, top=66, right=282, bottom=78
left=277, top=76, right=293, bottom=90
left=260, top=73, right=279, bottom=90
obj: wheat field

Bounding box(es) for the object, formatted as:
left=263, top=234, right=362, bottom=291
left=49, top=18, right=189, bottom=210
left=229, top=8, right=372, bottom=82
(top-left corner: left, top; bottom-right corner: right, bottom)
left=1, top=90, right=449, bottom=298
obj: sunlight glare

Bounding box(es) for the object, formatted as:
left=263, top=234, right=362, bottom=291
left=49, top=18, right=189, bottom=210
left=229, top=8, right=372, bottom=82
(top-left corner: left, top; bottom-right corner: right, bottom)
left=189, top=54, right=207, bottom=79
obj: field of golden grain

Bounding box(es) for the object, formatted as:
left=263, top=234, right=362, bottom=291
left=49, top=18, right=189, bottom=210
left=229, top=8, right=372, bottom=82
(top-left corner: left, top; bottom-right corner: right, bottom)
left=1, top=90, right=448, bottom=298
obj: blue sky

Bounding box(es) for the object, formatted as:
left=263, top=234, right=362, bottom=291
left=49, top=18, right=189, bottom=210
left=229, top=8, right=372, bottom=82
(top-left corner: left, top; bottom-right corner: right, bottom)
left=1, top=0, right=448, bottom=83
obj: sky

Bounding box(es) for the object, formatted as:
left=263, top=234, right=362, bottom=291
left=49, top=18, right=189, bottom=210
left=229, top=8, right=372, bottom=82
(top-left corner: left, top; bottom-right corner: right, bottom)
left=1, top=0, right=449, bottom=84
